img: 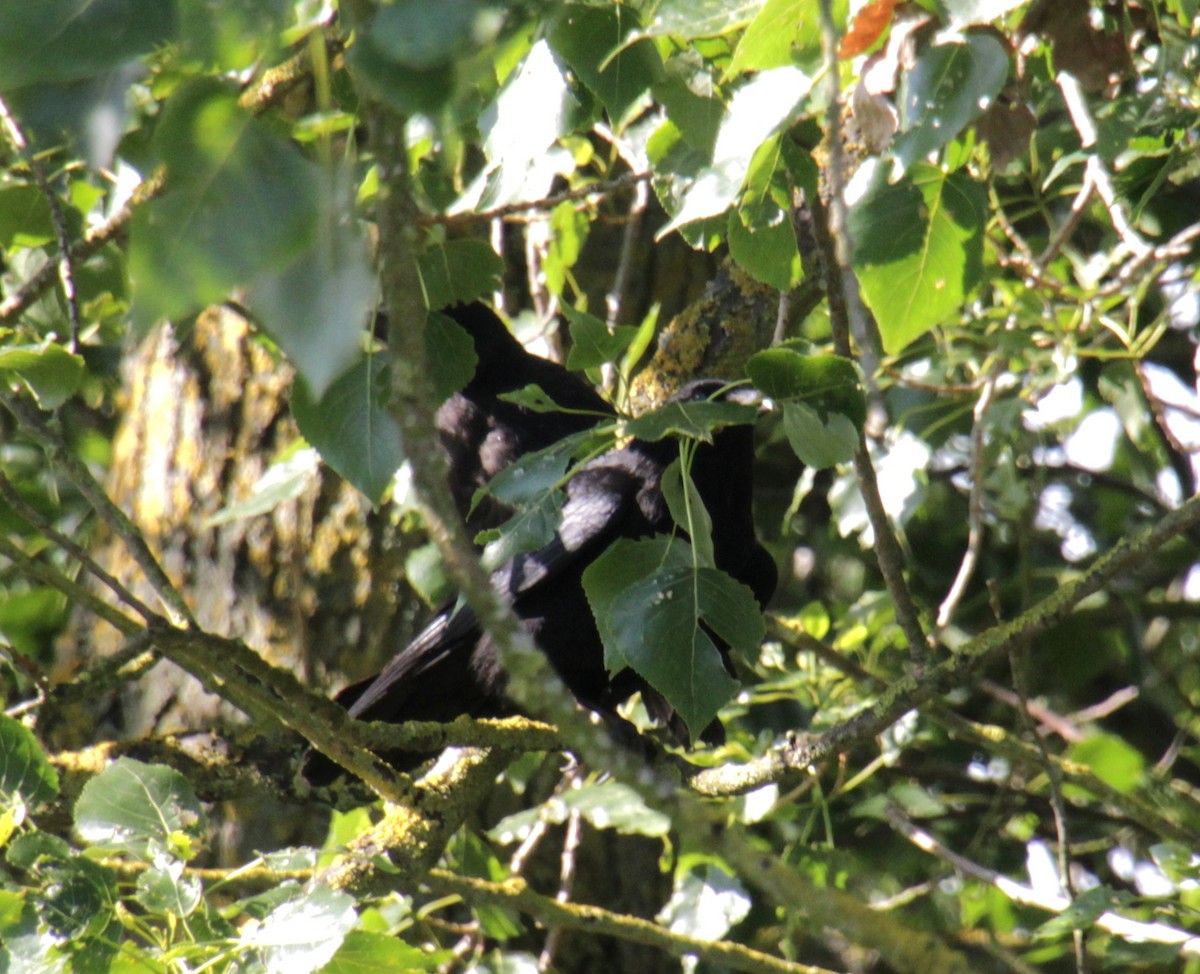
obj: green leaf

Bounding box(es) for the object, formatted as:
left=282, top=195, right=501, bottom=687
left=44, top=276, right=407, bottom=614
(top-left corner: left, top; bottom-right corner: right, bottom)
left=205, top=446, right=321, bottom=528
left=0, top=588, right=68, bottom=659
left=584, top=537, right=761, bottom=739
left=480, top=435, right=581, bottom=508
left=0, top=185, right=55, bottom=248
left=292, top=355, right=404, bottom=506
left=641, top=0, right=764, bottom=40
left=135, top=859, right=203, bottom=917
left=129, top=80, right=320, bottom=332
left=653, top=77, right=723, bottom=157
left=347, top=37, right=457, bottom=116
left=660, top=67, right=812, bottom=235
left=365, top=0, right=486, bottom=70
left=425, top=310, right=479, bottom=402
left=497, top=383, right=602, bottom=415
left=549, top=4, right=661, bottom=126
left=320, top=930, right=436, bottom=974
left=728, top=0, right=831, bottom=76
left=563, top=306, right=640, bottom=370
left=405, top=542, right=451, bottom=607
left=74, top=759, right=206, bottom=860
left=247, top=169, right=375, bottom=397
left=242, top=885, right=358, bottom=974
left=727, top=206, right=802, bottom=290
left=565, top=780, right=672, bottom=836
left=33, top=855, right=116, bottom=941
left=0, top=1, right=177, bottom=90
left=849, top=160, right=986, bottom=354
left=661, top=457, right=715, bottom=567
left=545, top=201, right=590, bottom=295
left=623, top=399, right=757, bottom=443
left=478, top=489, right=565, bottom=571
left=176, top=0, right=289, bottom=71
left=417, top=239, right=504, bottom=310
left=0, top=344, right=86, bottom=409
left=0, top=716, right=59, bottom=809
left=6, top=831, right=72, bottom=870
left=892, top=33, right=1010, bottom=177
left=746, top=349, right=865, bottom=424
left=461, top=39, right=577, bottom=212
left=1149, top=842, right=1200, bottom=884
left=782, top=403, right=857, bottom=468
left=490, top=779, right=671, bottom=843
left=1067, top=733, right=1146, bottom=795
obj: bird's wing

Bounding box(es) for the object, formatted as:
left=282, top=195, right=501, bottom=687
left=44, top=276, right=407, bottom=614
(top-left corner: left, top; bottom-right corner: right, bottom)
left=344, top=604, right=481, bottom=721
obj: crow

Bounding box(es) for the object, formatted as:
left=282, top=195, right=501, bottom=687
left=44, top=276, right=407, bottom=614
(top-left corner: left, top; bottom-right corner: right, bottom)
left=435, top=302, right=614, bottom=530
left=303, top=380, right=775, bottom=784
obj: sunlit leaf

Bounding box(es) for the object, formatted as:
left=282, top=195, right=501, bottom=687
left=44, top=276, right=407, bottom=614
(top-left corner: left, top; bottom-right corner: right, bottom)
left=321, top=930, right=439, bottom=974
left=205, top=446, right=321, bottom=528
left=74, top=759, right=206, bottom=860
left=0, top=716, right=59, bottom=809
left=0, top=343, right=85, bottom=408
left=642, top=0, right=765, bottom=40
left=746, top=348, right=864, bottom=426
left=892, top=33, right=1010, bottom=176
left=849, top=160, right=985, bottom=353
left=658, top=865, right=751, bottom=941
left=660, top=67, right=812, bottom=235
left=242, top=886, right=357, bottom=974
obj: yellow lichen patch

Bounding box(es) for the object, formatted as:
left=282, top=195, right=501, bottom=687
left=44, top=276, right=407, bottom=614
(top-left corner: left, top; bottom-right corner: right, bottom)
left=629, top=259, right=779, bottom=412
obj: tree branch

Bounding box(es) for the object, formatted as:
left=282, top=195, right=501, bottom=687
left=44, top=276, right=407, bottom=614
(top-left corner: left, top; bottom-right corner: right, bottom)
left=424, top=868, right=841, bottom=974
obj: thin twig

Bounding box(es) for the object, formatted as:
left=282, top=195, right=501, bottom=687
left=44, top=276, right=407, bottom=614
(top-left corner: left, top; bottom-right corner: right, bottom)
left=0, top=388, right=195, bottom=627
left=0, top=533, right=141, bottom=636
left=32, top=167, right=81, bottom=349
left=937, top=363, right=1004, bottom=630
left=0, top=471, right=159, bottom=624
left=429, top=171, right=651, bottom=228
left=539, top=796, right=584, bottom=972
left=0, top=99, right=80, bottom=346
left=0, top=168, right=165, bottom=327
left=1058, top=72, right=1150, bottom=260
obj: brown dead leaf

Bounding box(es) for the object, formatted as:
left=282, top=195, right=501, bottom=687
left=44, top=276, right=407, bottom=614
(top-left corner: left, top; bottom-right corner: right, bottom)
left=839, top=0, right=899, bottom=59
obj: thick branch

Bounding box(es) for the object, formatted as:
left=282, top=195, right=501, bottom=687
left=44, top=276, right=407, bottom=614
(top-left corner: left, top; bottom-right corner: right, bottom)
left=424, top=869, right=836, bottom=974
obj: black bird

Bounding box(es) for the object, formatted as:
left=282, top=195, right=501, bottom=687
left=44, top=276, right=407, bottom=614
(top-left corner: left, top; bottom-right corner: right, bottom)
left=304, top=380, right=775, bottom=783
left=435, top=302, right=614, bottom=530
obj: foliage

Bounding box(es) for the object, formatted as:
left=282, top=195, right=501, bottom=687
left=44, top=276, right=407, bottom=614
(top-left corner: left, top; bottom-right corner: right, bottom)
left=1, top=1, right=1199, bottom=973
